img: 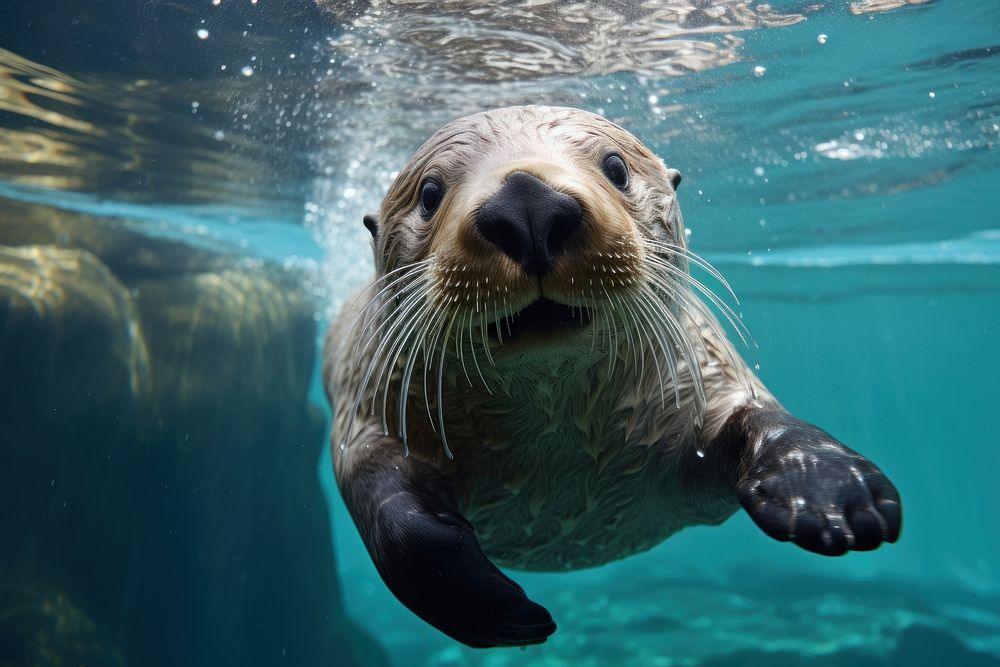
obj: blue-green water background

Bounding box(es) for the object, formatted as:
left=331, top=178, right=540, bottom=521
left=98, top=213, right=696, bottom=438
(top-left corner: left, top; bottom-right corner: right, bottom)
left=1, top=1, right=998, bottom=664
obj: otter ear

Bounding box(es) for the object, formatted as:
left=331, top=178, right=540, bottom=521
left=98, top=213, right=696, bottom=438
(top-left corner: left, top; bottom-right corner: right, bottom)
left=666, top=168, right=682, bottom=190
left=363, top=214, right=379, bottom=239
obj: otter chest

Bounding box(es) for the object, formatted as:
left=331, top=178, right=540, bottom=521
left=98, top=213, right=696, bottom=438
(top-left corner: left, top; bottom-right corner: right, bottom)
left=450, top=421, right=687, bottom=571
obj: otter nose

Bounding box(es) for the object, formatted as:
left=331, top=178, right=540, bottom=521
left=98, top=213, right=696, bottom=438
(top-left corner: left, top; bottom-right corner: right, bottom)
left=475, top=171, right=582, bottom=277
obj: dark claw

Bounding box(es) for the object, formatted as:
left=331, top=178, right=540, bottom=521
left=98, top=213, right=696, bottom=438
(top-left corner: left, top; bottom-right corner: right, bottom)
left=740, top=493, right=793, bottom=543
left=848, top=507, right=886, bottom=551
left=792, top=511, right=849, bottom=556
left=875, top=496, right=903, bottom=543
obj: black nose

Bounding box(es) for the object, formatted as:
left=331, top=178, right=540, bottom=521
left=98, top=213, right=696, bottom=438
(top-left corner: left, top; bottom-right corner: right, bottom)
left=475, top=171, right=582, bottom=277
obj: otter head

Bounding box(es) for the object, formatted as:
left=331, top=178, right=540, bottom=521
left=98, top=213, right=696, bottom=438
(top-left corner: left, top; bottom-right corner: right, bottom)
left=367, top=106, right=686, bottom=353
left=348, top=106, right=741, bottom=457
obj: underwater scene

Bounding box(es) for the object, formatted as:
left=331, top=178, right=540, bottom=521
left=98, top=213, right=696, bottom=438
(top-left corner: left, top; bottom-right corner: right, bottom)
left=1, top=1, right=998, bottom=666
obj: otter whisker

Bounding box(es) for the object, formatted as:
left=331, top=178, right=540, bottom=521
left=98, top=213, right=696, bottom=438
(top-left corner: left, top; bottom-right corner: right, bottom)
left=602, top=286, right=623, bottom=379
left=647, top=240, right=739, bottom=306
left=456, top=310, right=474, bottom=389
left=612, top=291, right=647, bottom=395
left=436, top=309, right=459, bottom=460
left=600, top=289, right=615, bottom=356
left=494, top=297, right=505, bottom=345
left=479, top=309, right=496, bottom=368
left=422, top=297, right=458, bottom=430
left=354, top=274, right=430, bottom=363
left=642, top=267, right=731, bottom=364
left=639, top=277, right=692, bottom=362
left=504, top=293, right=513, bottom=338
left=633, top=298, right=671, bottom=409
left=343, top=267, right=435, bottom=400
left=631, top=286, right=680, bottom=408
left=646, top=254, right=754, bottom=349
left=378, top=300, right=434, bottom=443
left=363, top=257, right=435, bottom=304
left=642, top=269, right=721, bottom=365
left=367, top=277, right=435, bottom=398
left=637, top=279, right=708, bottom=413
left=344, top=258, right=434, bottom=335
left=655, top=269, right=756, bottom=398
left=344, top=265, right=429, bottom=395
left=371, top=283, right=437, bottom=437
left=468, top=310, right=493, bottom=395
left=648, top=291, right=694, bottom=410
left=618, top=296, right=645, bottom=375
left=398, top=300, right=448, bottom=447
left=589, top=290, right=600, bottom=354
left=610, top=291, right=637, bottom=378
left=646, top=253, right=744, bottom=335
left=681, top=294, right=758, bottom=399
left=601, top=304, right=612, bottom=359
left=400, top=303, right=435, bottom=453
left=419, top=303, right=453, bottom=433
left=342, top=277, right=433, bottom=449
left=601, top=296, right=616, bottom=375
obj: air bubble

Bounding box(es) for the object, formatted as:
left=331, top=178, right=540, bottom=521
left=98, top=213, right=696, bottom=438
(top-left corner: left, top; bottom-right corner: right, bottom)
left=817, top=34, right=828, bottom=44
left=196, top=29, right=209, bottom=40
left=753, top=65, right=767, bottom=77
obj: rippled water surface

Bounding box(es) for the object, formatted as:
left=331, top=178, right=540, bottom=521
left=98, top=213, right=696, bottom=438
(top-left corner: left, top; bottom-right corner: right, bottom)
left=1, top=1, right=998, bottom=666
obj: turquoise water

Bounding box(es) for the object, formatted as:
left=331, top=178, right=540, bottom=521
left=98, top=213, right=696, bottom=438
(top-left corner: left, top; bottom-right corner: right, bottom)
left=1, top=1, right=998, bottom=665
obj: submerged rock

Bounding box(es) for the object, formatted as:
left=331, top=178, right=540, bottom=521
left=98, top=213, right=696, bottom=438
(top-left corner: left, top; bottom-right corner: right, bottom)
left=0, top=202, right=386, bottom=667
left=0, top=244, right=149, bottom=435
left=0, top=580, right=125, bottom=667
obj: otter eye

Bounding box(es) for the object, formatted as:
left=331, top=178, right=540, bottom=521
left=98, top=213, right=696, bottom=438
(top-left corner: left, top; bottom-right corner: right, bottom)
left=602, top=153, right=629, bottom=189
left=419, top=178, right=444, bottom=217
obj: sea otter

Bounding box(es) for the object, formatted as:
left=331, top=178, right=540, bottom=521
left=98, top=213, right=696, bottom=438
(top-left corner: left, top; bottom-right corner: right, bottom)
left=323, top=106, right=902, bottom=648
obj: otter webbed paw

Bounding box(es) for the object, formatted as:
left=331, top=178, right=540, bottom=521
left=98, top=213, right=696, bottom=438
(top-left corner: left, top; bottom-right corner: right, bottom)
left=370, top=488, right=555, bottom=648
left=736, top=410, right=902, bottom=556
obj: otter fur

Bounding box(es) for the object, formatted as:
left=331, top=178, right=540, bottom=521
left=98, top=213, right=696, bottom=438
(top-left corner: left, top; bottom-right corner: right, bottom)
left=323, top=106, right=902, bottom=648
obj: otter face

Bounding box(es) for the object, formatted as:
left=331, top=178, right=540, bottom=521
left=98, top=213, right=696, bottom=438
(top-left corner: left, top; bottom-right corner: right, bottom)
left=346, top=106, right=744, bottom=457
left=372, top=106, right=687, bottom=354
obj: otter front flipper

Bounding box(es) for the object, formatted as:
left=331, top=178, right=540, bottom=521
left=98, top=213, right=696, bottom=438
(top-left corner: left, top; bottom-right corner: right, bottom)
left=721, top=408, right=902, bottom=556
left=341, top=445, right=555, bottom=647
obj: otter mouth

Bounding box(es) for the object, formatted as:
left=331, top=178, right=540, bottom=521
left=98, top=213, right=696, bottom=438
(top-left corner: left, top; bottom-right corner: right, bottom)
left=488, top=298, right=593, bottom=342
